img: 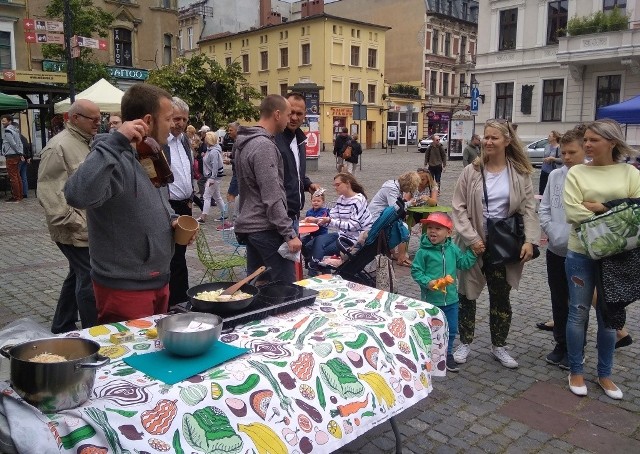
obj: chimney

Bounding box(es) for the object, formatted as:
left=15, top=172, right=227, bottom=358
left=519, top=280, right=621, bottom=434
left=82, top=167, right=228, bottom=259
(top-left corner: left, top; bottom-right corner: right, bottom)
left=266, top=11, right=282, bottom=26
left=260, top=0, right=271, bottom=27
left=301, top=0, right=324, bottom=18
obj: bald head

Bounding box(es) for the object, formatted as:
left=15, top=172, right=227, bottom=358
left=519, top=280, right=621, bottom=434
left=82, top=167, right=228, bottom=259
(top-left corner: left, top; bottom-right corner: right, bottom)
left=69, top=99, right=101, bottom=137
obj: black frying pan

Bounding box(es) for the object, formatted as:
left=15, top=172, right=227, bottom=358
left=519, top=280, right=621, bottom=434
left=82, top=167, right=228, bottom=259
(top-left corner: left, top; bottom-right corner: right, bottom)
left=186, top=281, right=259, bottom=315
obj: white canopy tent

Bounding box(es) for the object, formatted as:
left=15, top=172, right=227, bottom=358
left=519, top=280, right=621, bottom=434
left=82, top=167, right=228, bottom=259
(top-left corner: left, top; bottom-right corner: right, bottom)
left=54, top=78, right=124, bottom=113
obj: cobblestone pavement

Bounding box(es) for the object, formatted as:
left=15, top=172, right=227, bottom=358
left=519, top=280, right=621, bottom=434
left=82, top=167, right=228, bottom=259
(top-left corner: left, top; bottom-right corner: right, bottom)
left=1, top=147, right=638, bottom=453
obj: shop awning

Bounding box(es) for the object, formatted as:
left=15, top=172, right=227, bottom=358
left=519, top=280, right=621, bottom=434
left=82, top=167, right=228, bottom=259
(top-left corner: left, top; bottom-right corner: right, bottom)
left=0, top=92, right=28, bottom=113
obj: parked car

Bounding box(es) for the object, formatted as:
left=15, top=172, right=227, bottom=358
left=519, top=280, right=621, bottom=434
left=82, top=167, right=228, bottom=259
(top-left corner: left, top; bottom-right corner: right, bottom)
left=526, top=137, right=548, bottom=166
left=418, top=133, right=448, bottom=153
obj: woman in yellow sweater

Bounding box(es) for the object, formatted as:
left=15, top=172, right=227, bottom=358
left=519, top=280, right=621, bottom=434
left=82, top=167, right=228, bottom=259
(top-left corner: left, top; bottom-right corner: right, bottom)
left=563, top=119, right=640, bottom=400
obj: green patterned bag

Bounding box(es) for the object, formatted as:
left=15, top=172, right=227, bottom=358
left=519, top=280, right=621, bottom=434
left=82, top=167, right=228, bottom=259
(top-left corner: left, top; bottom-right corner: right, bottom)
left=578, top=201, right=640, bottom=259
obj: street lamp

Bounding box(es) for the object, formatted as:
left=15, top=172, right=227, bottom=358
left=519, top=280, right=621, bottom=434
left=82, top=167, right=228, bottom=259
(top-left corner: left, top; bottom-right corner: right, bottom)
left=461, top=77, right=485, bottom=103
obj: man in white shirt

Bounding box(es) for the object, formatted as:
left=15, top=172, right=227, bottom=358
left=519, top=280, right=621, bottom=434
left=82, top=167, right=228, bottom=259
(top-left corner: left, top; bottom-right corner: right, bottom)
left=164, top=97, right=196, bottom=307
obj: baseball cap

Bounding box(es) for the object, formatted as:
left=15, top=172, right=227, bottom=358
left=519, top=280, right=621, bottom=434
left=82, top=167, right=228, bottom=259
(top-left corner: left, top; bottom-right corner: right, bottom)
left=420, top=212, right=453, bottom=230
left=199, top=125, right=210, bottom=133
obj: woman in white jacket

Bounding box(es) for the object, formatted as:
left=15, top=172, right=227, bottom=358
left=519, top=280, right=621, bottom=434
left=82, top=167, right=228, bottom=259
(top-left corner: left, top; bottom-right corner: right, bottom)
left=539, top=126, right=585, bottom=369
left=196, top=132, right=226, bottom=223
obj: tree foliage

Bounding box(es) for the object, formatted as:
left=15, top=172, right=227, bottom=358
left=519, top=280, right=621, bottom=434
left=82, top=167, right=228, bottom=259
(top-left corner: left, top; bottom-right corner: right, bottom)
left=43, top=0, right=115, bottom=92
left=147, top=54, right=261, bottom=128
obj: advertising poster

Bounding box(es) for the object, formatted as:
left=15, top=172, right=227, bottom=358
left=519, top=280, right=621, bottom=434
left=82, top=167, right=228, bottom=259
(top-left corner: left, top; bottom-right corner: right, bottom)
left=302, top=114, right=320, bottom=158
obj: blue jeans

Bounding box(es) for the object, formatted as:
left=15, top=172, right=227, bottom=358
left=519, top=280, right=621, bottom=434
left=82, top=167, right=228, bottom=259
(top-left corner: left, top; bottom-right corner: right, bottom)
left=307, top=233, right=339, bottom=276
left=439, top=303, right=458, bottom=355
left=565, top=251, right=615, bottom=377
left=18, top=159, right=28, bottom=197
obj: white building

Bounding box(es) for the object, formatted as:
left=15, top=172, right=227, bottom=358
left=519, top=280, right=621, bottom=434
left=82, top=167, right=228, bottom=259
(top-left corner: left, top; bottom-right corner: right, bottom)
left=474, top=0, right=640, bottom=144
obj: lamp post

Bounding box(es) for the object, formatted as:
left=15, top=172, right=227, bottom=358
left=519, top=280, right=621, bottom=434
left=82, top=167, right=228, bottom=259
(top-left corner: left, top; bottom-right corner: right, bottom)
left=379, top=98, right=393, bottom=153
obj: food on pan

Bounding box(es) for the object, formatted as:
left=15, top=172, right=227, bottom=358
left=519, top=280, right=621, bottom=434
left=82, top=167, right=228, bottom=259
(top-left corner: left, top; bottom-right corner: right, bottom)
left=29, top=352, right=67, bottom=363
left=195, top=289, right=252, bottom=302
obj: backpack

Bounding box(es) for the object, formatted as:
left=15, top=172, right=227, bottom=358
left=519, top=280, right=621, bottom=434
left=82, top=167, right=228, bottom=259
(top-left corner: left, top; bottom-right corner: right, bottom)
left=342, top=142, right=353, bottom=159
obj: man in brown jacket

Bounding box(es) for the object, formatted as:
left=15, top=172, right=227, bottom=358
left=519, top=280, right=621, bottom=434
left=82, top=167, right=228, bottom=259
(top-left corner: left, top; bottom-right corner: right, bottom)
left=38, top=99, right=100, bottom=333
left=424, top=134, right=447, bottom=185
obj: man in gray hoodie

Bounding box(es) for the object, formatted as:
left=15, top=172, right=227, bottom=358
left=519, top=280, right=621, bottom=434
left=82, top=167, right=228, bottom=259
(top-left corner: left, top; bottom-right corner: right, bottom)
left=234, top=94, right=301, bottom=283
left=65, top=84, right=179, bottom=323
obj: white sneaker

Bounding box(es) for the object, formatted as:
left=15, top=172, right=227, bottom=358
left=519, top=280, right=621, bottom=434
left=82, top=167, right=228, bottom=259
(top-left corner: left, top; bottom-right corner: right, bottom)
left=492, top=345, right=518, bottom=369
left=453, top=343, right=470, bottom=364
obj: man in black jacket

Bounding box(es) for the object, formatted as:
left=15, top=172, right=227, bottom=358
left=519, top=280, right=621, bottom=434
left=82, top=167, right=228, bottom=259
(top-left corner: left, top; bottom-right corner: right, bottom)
left=274, top=92, right=320, bottom=223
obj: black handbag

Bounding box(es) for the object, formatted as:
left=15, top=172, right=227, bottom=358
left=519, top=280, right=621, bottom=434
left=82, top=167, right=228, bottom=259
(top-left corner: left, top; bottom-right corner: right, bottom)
left=481, top=167, right=525, bottom=266
left=595, top=247, right=640, bottom=329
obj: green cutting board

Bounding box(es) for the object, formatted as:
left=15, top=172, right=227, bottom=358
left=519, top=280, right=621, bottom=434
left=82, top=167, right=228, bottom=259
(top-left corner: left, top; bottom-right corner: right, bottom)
left=124, top=342, right=249, bottom=385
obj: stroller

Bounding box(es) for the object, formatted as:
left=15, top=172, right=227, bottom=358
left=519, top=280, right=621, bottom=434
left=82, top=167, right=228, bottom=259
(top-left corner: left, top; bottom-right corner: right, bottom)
left=317, top=200, right=409, bottom=287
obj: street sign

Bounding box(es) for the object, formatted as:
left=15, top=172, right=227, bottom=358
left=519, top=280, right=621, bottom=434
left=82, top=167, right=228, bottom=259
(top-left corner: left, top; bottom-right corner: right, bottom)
left=354, top=89, right=364, bottom=105
left=24, top=19, right=64, bottom=33
left=1, top=69, right=67, bottom=83
left=470, top=86, right=480, bottom=116
left=73, top=35, right=108, bottom=50
left=352, top=104, right=367, bottom=120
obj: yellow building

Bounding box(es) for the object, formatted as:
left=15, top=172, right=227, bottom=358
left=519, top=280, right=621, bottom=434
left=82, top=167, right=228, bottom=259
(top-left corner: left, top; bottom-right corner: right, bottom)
left=199, top=12, right=389, bottom=150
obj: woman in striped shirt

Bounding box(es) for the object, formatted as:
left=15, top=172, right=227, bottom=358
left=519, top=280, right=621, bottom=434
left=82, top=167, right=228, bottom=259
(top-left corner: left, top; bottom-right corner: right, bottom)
left=303, top=173, right=373, bottom=275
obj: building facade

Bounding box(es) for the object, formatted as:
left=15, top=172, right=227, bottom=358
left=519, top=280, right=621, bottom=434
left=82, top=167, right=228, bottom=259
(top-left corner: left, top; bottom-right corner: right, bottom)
left=1, top=0, right=180, bottom=90
left=325, top=0, right=479, bottom=147
left=199, top=11, right=389, bottom=150
left=475, top=0, right=640, bottom=144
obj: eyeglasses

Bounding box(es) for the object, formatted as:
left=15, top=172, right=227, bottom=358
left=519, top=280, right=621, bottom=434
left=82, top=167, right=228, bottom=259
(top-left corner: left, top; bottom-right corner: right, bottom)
left=76, top=112, right=102, bottom=123
left=486, top=118, right=509, bottom=125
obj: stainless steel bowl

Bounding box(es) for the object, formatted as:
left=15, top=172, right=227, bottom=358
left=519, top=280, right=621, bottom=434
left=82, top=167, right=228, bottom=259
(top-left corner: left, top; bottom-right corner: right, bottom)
left=157, top=313, right=223, bottom=357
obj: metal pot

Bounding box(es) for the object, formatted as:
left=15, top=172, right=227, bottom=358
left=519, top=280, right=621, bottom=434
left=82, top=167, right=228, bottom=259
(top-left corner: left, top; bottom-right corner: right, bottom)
left=0, top=337, right=109, bottom=412
left=186, top=281, right=260, bottom=315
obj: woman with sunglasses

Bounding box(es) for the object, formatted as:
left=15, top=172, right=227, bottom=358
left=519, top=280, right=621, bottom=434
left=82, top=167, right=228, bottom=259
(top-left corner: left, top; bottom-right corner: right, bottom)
left=303, top=173, right=373, bottom=276
left=563, top=119, right=640, bottom=400
left=451, top=119, right=540, bottom=369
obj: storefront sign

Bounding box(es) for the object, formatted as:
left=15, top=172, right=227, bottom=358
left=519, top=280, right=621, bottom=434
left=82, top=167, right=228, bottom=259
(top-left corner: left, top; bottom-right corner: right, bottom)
left=1, top=70, right=67, bottom=83
left=330, top=107, right=353, bottom=117
left=43, top=60, right=67, bottom=72
left=107, top=67, right=149, bottom=80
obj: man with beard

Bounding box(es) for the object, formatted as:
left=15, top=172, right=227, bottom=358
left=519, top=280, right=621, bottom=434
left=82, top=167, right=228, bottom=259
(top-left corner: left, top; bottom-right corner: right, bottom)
left=65, top=84, right=182, bottom=323
left=38, top=99, right=100, bottom=333
left=164, top=97, right=197, bottom=307
left=234, top=95, right=301, bottom=284
left=275, top=92, right=320, bottom=225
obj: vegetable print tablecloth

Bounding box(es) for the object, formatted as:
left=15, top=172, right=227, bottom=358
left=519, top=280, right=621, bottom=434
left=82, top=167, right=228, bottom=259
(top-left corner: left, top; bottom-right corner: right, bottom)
left=0, top=276, right=447, bottom=454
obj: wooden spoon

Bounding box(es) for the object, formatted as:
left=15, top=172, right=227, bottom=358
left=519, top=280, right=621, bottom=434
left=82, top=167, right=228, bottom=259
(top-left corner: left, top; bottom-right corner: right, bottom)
left=220, top=266, right=267, bottom=296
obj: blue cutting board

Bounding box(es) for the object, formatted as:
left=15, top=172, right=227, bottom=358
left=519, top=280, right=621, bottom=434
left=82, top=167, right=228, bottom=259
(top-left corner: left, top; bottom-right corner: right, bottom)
left=124, top=342, right=249, bottom=385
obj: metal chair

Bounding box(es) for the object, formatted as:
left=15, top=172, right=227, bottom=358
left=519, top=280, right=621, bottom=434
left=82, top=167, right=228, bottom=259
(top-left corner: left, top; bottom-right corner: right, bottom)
left=219, top=209, right=245, bottom=258
left=196, top=227, right=246, bottom=283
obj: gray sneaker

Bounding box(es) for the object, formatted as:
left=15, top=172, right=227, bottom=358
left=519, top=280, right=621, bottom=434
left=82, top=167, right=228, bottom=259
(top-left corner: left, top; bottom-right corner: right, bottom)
left=453, top=343, right=470, bottom=364
left=491, top=345, right=518, bottom=369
